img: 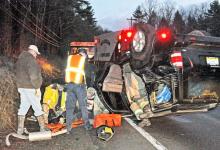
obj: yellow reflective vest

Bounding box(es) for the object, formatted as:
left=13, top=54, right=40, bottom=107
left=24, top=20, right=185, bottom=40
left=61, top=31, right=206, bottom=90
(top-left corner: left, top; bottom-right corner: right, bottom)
left=65, top=54, right=86, bottom=84
left=43, top=85, right=67, bottom=111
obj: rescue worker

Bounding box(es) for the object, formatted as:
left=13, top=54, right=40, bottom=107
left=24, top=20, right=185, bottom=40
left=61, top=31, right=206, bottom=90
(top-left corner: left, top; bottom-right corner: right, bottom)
left=43, top=84, right=66, bottom=124
left=85, top=48, right=97, bottom=88
left=123, top=63, right=153, bottom=127
left=15, top=45, right=46, bottom=135
left=65, top=48, right=92, bottom=134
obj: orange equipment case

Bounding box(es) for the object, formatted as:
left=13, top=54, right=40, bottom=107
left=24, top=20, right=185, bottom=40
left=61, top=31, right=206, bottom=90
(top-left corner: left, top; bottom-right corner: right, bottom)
left=93, top=114, right=122, bottom=128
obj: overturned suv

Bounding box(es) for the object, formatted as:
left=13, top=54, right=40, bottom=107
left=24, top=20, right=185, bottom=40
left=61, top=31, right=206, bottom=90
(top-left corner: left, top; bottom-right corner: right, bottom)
left=93, top=23, right=220, bottom=122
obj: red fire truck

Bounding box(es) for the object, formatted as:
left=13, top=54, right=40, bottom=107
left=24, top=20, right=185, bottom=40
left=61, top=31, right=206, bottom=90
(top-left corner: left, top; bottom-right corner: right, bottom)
left=69, top=41, right=96, bottom=59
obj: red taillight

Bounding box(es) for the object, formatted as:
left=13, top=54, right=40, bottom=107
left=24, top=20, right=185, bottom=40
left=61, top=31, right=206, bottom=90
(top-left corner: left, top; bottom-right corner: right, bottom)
left=118, top=28, right=136, bottom=42
left=156, top=27, right=172, bottom=42
left=118, top=35, right=122, bottom=40
left=127, top=31, right=133, bottom=38
left=118, top=28, right=136, bottom=52
left=161, top=33, right=167, bottom=39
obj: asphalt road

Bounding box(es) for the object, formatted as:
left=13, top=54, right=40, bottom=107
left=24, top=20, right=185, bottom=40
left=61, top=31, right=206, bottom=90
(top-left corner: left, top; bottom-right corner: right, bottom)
left=1, top=106, right=220, bottom=150
left=0, top=119, right=156, bottom=150
left=143, top=106, right=220, bottom=150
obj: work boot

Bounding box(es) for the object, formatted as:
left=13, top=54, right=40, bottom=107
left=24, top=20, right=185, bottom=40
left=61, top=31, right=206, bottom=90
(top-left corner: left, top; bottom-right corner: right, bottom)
left=143, top=105, right=152, bottom=113
left=66, top=124, right=72, bottom=134
left=66, top=116, right=75, bottom=134
left=37, top=115, right=47, bottom=132
left=84, top=121, right=93, bottom=131
left=17, top=115, right=25, bottom=135
left=138, top=118, right=151, bottom=128
left=139, top=105, right=153, bottom=119
left=139, top=112, right=153, bottom=119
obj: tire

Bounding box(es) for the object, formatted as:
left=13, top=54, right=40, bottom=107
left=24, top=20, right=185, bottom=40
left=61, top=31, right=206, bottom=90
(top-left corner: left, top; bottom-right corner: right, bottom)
left=131, top=23, right=155, bottom=66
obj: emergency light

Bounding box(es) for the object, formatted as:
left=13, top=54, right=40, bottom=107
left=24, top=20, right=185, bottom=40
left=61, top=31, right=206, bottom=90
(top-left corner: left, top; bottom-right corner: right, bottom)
left=118, top=28, right=146, bottom=52
left=117, top=28, right=136, bottom=52
left=118, top=28, right=136, bottom=43
left=156, top=27, right=172, bottom=43
left=127, top=31, right=133, bottom=38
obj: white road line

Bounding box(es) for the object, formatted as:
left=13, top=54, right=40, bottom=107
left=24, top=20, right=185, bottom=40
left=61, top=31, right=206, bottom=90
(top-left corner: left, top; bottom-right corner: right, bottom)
left=125, top=118, right=168, bottom=150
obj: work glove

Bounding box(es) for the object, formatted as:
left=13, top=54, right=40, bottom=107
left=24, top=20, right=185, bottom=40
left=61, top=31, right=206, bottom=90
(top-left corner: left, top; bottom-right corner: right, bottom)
left=35, top=88, right=41, bottom=97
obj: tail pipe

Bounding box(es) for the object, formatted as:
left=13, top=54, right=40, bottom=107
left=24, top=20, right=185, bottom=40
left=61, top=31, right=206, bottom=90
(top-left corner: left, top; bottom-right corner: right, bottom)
left=6, top=129, right=67, bottom=146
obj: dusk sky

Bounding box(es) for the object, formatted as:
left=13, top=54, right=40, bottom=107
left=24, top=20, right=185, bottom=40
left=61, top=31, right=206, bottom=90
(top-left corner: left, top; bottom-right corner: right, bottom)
left=89, top=0, right=214, bottom=31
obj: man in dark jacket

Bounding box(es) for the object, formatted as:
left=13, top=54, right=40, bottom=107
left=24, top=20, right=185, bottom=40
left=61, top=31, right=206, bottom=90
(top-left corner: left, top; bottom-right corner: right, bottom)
left=15, top=45, right=46, bottom=135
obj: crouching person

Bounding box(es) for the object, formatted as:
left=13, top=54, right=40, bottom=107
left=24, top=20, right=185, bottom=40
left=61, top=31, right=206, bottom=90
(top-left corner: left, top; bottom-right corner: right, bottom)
left=42, top=84, right=67, bottom=124
left=15, top=45, right=46, bottom=134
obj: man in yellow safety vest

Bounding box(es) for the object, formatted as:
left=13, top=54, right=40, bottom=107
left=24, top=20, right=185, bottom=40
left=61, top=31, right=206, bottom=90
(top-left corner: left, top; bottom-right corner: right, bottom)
left=65, top=48, right=92, bottom=134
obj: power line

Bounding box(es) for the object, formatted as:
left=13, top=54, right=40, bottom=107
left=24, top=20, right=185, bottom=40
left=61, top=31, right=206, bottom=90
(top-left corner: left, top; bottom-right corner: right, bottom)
left=0, top=7, right=60, bottom=47
left=17, top=1, right=61, bottom=40
left=8, top=1, right=60, bottom=45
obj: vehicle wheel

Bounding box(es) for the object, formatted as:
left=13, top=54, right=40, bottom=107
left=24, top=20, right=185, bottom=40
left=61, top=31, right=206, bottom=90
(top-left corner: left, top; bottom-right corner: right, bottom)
left=131, top=23, right=156, bottom=68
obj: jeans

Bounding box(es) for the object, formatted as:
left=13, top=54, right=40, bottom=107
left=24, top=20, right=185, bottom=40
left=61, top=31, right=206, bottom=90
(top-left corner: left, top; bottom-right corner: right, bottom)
left=65, top=83, right=89, bottom=131
left=17, top=88, right=44, bottom=116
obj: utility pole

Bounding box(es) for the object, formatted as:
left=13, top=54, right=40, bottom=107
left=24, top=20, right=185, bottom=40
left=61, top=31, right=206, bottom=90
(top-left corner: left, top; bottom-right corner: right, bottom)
left=127, top=17, right=137, bottom=27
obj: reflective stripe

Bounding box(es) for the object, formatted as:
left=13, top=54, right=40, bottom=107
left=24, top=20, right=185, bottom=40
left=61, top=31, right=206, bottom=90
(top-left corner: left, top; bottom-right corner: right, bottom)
left=171, top=52, right=181, bottom=57
left=65, top=68, right=85, bottom=75
left=74, top=56, right=85, bottom=83
left=66, top=55, right=73, bottom=68
left=171, top=52, right=183, bottom=68
left=65, top=55, right=86, bottom=83
left=66, top=55, right=72, bottom=82
left=172, top=62, right=183, bottom=67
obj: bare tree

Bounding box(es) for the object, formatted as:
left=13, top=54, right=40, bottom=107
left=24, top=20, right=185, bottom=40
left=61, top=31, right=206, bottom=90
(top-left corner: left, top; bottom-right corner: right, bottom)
left=198, top=2, right=209, bottom=17
left=143, top=0, right=158, bottom=17
left=159, top=1, right=176, bottom=25
left=179, top=7, right=188, bottom=22
left=188, top=2, right=209, bottom=19
left=140, top=0, right=161, bottom=27
left=142, top=0, right=158, bottom=21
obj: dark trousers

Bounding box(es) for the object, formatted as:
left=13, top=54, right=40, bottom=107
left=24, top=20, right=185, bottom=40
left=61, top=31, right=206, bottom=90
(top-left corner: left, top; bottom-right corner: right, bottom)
left=65, top=83, right=89, bottom=131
